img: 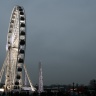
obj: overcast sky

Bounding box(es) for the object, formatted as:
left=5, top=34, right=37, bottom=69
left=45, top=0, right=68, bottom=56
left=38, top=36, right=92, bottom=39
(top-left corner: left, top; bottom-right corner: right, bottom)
left=0, top=0, right=96, bottom=85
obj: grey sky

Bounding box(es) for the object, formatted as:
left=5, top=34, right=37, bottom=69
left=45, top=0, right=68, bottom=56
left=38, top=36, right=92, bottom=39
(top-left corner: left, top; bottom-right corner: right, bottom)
left=0, top=0, right=96, bottom=85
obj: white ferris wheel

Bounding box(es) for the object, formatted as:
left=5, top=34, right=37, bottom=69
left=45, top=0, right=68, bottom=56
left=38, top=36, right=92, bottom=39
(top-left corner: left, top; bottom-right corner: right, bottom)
left=0, top=5, right=35, bottom=92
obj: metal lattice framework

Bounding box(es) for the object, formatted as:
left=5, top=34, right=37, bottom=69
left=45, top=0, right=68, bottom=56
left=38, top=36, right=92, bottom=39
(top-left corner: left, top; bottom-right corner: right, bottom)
left=0, top=5, right=35, bottom=92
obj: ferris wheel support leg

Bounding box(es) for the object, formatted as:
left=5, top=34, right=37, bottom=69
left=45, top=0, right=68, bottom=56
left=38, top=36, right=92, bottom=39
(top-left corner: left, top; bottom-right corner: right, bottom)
left=0, top=60, right=7, bottom=83
left=23, top=64, right=36, bottom=92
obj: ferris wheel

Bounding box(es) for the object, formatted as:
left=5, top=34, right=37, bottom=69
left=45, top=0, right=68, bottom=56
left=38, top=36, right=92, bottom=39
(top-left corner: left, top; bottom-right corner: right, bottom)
left=0, top=5, right=35, bottom=91
left=5, top=5, right=26, bottom=91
